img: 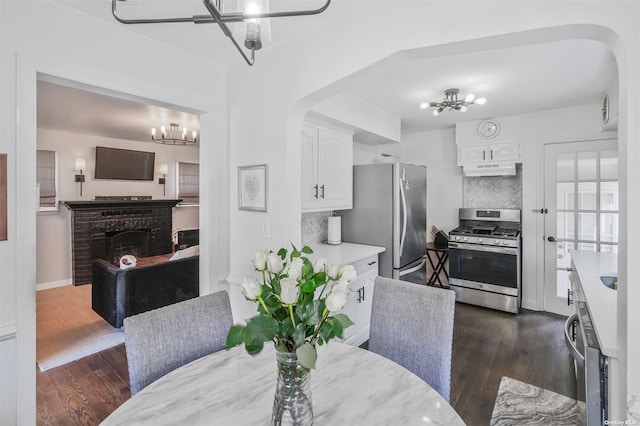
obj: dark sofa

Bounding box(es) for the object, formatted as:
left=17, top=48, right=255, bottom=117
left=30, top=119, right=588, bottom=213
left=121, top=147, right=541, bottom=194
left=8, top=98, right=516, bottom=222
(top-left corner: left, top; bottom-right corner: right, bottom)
left=91, top=255, right=199, bottom=328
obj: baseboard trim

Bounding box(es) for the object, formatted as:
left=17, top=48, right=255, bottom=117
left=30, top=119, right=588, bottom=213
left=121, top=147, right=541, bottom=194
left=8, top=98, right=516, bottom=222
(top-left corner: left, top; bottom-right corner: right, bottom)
left=36, top=280, right=72, bottom=291
left=0, top=323, right=17, bottom=342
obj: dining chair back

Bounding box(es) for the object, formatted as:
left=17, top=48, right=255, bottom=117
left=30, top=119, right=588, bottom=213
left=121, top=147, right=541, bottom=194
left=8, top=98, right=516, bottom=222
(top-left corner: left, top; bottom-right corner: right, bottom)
left=123, top=290, right=233, bottom=395
left=369, top=276, right=456, bottom=402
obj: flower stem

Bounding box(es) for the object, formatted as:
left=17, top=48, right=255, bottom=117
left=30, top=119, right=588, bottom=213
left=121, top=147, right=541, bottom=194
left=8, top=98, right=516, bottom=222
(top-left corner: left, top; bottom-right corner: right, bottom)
left=310, top=308, right=330, bottom=343
left=289, top=304, right=296, bottom=327
left=257, top=295, right=271, bottom=315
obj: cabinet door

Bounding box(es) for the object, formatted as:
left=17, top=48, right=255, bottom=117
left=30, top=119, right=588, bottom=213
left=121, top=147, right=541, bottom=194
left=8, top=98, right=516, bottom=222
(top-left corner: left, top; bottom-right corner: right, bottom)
left=489, top=142, right=520, bottom=162
left=340, top=283, right=358, bottom=344
left=458, top=145, right=488, bottom=165
left=355, top=266, right=378, bottom=340
left=317, top=128, right=353, bottom=210
left=301, top=125, right=318, bottom=210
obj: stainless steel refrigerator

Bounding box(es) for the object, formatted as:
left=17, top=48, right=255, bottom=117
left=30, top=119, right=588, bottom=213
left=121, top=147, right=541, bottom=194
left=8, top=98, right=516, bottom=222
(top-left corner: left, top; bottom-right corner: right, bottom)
left=338, top=162, right=427, bottom=284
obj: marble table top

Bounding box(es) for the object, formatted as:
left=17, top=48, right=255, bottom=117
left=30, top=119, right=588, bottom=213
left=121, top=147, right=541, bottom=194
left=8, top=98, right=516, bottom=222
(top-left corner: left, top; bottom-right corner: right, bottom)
left=102, top=342, right=465, bottom=425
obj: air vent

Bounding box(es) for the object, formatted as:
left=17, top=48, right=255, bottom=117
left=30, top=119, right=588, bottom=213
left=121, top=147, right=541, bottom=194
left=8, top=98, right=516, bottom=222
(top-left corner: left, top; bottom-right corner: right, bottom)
left=602, top=95, right=610, bottom=125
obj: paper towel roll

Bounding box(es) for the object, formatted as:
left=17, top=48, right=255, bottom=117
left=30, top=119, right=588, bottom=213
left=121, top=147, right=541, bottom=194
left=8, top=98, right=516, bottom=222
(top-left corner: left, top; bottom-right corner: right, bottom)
left=327, top=216, right=342, bottom=245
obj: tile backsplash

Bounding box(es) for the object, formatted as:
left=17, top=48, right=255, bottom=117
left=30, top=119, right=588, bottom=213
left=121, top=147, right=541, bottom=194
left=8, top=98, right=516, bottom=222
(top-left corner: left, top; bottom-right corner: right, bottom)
left=463, top=164, right=522, bottom=209
left=301, top=212, right=332, bottom=245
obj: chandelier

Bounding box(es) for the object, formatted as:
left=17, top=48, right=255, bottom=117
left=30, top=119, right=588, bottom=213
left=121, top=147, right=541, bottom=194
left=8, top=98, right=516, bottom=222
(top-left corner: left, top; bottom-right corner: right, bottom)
left=151, top=123, right=198, bottom=145
left=111, top=0, right=331, bottom=66
left=420, top=88, right=487, bottom=116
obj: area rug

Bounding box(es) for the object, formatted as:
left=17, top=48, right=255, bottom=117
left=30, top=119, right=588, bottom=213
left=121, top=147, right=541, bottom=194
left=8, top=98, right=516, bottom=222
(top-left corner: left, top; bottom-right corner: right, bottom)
left=36, top=284, right=124, bottom=371
left=490, top=376, right=585, bottom=425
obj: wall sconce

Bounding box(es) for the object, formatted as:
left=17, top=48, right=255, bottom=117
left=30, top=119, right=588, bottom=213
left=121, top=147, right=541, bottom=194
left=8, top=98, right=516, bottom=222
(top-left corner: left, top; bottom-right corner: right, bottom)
left=159, top=163, right=168, bottom=196
left=75, top=157, right=86, bottom=196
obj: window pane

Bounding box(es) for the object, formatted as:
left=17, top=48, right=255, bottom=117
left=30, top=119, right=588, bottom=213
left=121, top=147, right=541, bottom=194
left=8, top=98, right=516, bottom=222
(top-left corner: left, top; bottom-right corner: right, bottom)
left=557, top=212, right=574, bottom=240
left=601, top=244, right=618, bottom=254
left=600, top=150, right=618, bottom=180
left=600, top=181, right=619, bottom=211
left=577, top=152, right=597, bottom=180
left=178, top=162, right=200, bottom=204
left=600, top=213, right=619, bottom=243
left=577, top=212, right=597, bottom=241
left=577, top=242, right=597, bottom=252
left=557, top=153, right=574, bottom=181
left=577, top=182, right=596, bottom=210
left=557, top=183, right=574, bottom=210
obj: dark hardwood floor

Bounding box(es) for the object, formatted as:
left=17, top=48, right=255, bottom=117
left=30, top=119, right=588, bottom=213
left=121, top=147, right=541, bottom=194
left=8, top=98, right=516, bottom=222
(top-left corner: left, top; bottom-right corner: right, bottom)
left=36, top=302, right=576, bottom=425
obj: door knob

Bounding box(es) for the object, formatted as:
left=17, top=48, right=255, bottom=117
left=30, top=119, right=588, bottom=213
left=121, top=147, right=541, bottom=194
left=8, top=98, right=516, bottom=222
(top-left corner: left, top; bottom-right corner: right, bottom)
left=547, top=236, right=556, bottom=242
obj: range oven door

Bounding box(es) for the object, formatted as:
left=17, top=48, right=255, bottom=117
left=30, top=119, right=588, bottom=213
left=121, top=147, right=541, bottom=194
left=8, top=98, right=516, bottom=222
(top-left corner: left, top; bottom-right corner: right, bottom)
left=448, top=242, right=519, bottom=295
left=564, top=302, right=608, bottom=425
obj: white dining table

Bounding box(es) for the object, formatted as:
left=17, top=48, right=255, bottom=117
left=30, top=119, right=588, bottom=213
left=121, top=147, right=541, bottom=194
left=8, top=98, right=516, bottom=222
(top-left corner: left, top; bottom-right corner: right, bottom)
left=101, top=342, right=465, bottom=425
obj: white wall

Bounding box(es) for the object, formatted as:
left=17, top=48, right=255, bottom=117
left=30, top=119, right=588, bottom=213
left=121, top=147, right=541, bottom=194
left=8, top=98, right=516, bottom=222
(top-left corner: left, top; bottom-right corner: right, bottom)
left=35, top=129, right=199, bottom=286
left=1, top=0, right=228, bottom=422
left=225, top=2, right=638, bottom=421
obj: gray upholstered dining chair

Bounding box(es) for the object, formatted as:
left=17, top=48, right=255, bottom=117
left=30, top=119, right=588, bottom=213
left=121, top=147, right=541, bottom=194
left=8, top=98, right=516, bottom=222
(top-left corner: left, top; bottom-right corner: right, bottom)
left=123, top=290, right=233, bottom=395
left=368, top=276, right=456, bottom=402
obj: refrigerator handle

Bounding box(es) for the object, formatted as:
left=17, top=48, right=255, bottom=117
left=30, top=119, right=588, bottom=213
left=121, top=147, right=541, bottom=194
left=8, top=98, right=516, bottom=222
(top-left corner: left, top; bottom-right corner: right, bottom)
left=399, top=168, right=408, bottom=256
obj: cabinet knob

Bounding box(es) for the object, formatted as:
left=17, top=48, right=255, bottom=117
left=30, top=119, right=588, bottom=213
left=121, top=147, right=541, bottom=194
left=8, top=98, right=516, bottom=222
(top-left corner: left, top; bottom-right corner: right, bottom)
left=367, top=261, right=377, bottom=266
left=320, top=184, right=325, bottom=199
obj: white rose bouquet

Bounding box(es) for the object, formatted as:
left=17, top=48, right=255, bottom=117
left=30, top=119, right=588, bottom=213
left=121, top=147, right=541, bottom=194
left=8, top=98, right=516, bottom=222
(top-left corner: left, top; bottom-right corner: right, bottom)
left=225, top=244, right=355, bottom=369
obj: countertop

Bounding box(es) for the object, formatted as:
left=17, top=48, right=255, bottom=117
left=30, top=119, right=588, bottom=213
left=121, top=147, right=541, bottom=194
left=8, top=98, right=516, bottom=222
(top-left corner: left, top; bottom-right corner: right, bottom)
left=570, top=250, right=618, bottom=358
left=309, top=242, right=385, bottom=265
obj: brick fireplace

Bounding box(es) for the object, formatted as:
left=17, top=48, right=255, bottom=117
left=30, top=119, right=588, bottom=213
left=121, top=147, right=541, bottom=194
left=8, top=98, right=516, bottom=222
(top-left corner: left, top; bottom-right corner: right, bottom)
left=62, top=199, right=181, bottom=285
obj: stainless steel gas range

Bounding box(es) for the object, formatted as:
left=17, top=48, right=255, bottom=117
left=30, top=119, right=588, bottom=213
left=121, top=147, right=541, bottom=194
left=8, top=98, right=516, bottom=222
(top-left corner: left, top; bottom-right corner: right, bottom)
left=448, top=208, right=522, bottom=313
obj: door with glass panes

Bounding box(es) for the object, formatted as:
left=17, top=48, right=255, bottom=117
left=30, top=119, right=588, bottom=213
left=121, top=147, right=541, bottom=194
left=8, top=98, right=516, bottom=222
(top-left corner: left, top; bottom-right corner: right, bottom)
left=543, top=140, right=618, bottom=315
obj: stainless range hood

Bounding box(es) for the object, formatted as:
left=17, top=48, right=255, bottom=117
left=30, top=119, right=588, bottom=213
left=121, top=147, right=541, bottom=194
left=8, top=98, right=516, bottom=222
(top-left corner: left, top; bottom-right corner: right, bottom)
left=463, top=162, right=516, bottom=177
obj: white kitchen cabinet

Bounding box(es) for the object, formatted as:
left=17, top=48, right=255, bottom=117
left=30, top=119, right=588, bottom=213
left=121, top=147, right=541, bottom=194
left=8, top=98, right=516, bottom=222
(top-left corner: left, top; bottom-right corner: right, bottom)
left=301, top=121, right=353, bottom=212
left=457, top=141, right=521, bottom=166
left=341, top=255, right=379, bottom=346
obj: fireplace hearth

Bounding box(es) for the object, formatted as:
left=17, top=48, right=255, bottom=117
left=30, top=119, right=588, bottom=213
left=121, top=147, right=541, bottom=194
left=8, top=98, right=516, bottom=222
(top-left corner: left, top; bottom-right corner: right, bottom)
left=62, top=199, right=182, bottom=285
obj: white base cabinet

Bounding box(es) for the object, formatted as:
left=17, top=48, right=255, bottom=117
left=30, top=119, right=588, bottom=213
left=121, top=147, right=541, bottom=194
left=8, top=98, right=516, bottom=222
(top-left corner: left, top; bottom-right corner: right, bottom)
left=340, top=255, right=379, bottom=347
left=301, top=120, right=353, bottom=212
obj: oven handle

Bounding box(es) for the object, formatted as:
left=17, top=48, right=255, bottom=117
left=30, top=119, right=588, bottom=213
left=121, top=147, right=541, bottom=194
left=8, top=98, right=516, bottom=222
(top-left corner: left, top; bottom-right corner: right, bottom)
left=449, top=242, right=518, bottom=255
left=564, top=313, right=585, bottom=369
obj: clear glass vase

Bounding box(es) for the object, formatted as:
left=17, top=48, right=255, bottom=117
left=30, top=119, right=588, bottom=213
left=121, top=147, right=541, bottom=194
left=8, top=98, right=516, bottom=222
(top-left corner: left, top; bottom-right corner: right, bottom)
left=271, top=348, right=314, bottom=426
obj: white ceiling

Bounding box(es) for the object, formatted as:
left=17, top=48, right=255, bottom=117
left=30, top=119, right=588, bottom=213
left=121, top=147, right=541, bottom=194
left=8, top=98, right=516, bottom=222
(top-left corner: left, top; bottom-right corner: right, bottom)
left=39, top=1, right=617, bottom=141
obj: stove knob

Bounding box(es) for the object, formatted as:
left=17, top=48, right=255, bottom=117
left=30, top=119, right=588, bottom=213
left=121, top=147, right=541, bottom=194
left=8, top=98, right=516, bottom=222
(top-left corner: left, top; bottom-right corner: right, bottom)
left=463, top=237, right=468, bottom=242
left=478, top=238, right=483, bottom=243
left=495, top=239, right=500, bottom=245
left=455, top=236, right=460, bottom=241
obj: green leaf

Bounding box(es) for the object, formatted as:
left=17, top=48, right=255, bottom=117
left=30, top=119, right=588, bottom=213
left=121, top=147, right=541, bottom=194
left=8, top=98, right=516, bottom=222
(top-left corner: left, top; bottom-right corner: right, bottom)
left=245, top=314, right=279, bottom=342
left=301, top=246, right=313, bottom=254
left=302, top=262, right=314, bottom=280
left=224, top=325, right=245, bottom=349
left=320, top=321, right=334, bottom=341
left=292, top=323, right=307, bottom=346
left=245, top=339, right=264, bottom=356
left=301, top=279, right=316, bottom=294
left=329, top=317, right=344, bottom=338
left=296, top=342, right=317, bottom=370
left=296, top=300, right=322, bottom=325
left=333, top=313, right=354, bottom=330
left=270, top=276, right=281, bottom=296
left=280, top=317, right=295, bottom=338
left=313, top=271, right=327, bottom=285
left=277, top=248, right=287, bottom=259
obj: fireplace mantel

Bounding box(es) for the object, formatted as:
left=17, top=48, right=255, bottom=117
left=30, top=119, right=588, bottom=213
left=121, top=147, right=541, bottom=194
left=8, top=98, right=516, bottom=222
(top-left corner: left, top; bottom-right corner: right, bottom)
left=62, top=199, right=182, bottom=211
left=62, top=199, right=182, bottom=285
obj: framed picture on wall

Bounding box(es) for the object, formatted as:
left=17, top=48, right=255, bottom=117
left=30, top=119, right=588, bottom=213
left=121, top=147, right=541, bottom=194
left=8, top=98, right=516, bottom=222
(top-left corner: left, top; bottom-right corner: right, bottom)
left=238, top=164, right=268, bottom=212
left=1, top=154, right=7, bottom=241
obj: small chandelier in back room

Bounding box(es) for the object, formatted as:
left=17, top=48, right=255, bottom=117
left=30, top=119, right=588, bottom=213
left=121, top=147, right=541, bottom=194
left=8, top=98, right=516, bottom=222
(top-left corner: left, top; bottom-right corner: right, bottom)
left=420, top=88, right=487, bottom=116
left=111, top=0, right=332, bottom=66
left=151, top=123, right=198, bottom=145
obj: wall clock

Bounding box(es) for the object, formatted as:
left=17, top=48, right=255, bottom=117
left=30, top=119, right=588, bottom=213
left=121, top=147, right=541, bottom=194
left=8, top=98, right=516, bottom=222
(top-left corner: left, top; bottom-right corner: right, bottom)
left=478, top=120, right=500, bottom=139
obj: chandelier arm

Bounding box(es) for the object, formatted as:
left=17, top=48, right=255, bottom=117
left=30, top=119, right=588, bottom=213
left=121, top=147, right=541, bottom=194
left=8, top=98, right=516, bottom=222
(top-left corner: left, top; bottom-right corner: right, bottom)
left=113, top=0, right=331, bottom=25
left=202, top=0, right=256, bottom=66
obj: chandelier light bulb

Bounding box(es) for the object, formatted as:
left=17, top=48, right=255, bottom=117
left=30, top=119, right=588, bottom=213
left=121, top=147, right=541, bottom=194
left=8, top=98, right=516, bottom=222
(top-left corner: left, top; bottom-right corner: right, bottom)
left=464, top=93, right=475, bottom=103
left=460, top=105, right=468, bottom=112
left=419, top=102, right=430, bottom=110
left=151, top=128, right=156, bottom=136
left=192, top=130, right=197, bottom=139
left=475, top=97, right=487, bottom=105
left=432, top=109, right=440, bottom=117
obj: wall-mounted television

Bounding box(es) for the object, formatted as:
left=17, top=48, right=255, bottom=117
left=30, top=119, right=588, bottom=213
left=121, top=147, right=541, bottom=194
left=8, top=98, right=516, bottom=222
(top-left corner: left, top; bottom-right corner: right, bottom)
left=94, top=146, right=155, bottom=181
